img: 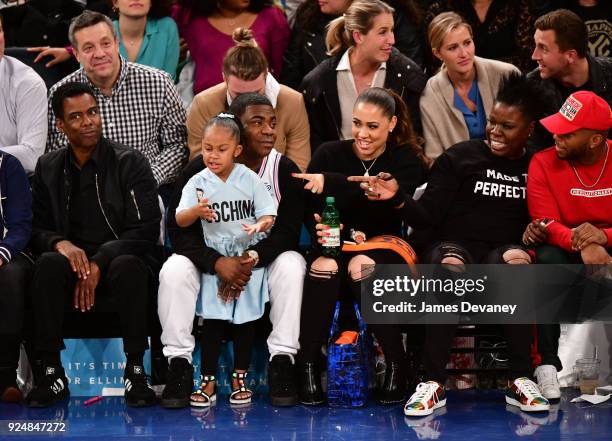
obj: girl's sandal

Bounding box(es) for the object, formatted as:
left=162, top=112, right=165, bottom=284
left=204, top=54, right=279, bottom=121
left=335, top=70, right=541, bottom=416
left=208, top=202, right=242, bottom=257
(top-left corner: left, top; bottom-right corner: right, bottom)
left=190, top=374, right=217, bottom=407
left=229, top=371, right=252, bottom=405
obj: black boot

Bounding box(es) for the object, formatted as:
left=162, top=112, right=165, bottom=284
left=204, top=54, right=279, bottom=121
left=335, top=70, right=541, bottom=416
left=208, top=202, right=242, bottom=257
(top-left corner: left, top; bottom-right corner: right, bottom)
left=161, top=357, right=194, bottom=409
left=26, top=366, right=69, bottom=408
left=377, top=361, right=406, bottom=405
left=299, top=361, right=325, bottom=405
left=268, top=354, right=298, bottom=406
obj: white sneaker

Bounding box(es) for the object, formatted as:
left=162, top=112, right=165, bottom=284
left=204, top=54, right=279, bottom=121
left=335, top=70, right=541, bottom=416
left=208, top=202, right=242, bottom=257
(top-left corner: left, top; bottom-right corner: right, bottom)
left=506, top=377, right=550, bottom=412
left=534, top=365, right=561, bottom=400
left=403, top=381, right=446, bottom=417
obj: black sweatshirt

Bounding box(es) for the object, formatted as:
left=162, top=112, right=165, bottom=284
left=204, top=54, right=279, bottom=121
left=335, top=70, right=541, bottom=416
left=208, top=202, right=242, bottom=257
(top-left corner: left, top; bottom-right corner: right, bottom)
left=398, top=140, right=532, bottom=246
left=168, top=154, right=304, bottom=273
left=306, top=140, right=427, bottom=241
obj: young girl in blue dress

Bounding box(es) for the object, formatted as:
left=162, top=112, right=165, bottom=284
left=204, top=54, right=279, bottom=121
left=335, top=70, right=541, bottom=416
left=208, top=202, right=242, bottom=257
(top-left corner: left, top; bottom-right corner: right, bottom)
left=176, top=113, right=276, bottom=406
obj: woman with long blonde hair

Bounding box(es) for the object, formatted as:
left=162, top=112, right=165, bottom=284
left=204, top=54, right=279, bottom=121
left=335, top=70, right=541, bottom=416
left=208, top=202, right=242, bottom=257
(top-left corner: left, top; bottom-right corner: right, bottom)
left=300, top=0, right=427, bottom=152
left=419, top=12, right=519, bottom=161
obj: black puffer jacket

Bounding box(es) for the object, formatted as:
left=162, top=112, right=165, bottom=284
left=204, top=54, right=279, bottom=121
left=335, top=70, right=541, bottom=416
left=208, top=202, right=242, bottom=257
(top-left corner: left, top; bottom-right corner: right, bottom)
left=300, top=48, right=427, bottom=152
left=30, top=138, right=161, bottom=271
left=281, top=10, right=424, bottom=90
left=527, top=54, right=612, bottom=150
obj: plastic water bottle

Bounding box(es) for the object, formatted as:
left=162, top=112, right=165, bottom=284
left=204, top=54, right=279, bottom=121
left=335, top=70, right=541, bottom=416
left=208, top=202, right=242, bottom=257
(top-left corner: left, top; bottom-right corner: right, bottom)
left=322, top=196, right=341, bottom=257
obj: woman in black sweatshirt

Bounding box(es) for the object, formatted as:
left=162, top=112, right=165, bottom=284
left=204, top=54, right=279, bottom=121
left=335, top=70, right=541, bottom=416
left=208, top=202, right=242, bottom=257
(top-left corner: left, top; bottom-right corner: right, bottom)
left=350, top=74, right=552, bottom=416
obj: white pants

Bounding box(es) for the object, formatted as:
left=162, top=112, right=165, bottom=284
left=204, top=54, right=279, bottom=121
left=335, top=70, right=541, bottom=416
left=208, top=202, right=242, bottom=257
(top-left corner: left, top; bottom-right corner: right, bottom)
left=158, top=251, right=305, bottom=363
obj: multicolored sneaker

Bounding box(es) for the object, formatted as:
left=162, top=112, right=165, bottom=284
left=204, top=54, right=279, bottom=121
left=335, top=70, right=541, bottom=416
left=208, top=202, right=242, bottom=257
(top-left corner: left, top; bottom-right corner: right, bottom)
left=404, top=406, right=447, bottom=439
left=507, top=403, right=551, bottom=436
left=403, top=381, right=446, bottom=417
left=505, top=377, right=550, bottom=412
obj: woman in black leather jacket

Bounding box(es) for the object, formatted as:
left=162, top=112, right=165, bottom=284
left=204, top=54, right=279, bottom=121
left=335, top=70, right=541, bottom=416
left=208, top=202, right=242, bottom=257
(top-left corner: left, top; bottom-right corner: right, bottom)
left=281, top=0, right=425, bottom=90
left=300, top=0, right=427, bottom=152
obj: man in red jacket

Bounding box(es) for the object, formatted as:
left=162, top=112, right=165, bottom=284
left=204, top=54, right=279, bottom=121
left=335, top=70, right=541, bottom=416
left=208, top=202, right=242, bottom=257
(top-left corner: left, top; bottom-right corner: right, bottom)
left=527, top=90, right=612, bottom=400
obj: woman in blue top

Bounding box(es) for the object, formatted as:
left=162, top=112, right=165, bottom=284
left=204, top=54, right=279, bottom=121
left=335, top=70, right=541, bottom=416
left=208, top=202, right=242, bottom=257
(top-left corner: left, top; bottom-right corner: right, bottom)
left=111, top=0, right=179, bottom=79
left=29, top=0, right=180, bottom=79
left=419, top=12, right=519, bottom=161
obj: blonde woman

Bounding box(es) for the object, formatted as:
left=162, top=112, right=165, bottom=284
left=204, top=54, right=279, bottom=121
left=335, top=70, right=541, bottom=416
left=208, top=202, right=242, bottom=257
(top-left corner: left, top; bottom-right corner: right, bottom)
left=420, top=12, right=519, bottom=161
left=281, top=0, right=425, bottom=89
left=301, top=0, right=427, bottom=152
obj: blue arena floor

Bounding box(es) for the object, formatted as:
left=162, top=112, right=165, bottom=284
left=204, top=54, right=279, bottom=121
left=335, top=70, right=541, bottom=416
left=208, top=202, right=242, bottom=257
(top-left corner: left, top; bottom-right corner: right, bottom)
left=1, top=388, right=611, bottom=441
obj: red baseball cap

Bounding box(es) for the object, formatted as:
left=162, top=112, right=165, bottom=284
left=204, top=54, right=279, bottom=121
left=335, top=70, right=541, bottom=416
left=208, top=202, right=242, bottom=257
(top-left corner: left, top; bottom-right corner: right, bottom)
left=540, top=91, right=612, bottom=135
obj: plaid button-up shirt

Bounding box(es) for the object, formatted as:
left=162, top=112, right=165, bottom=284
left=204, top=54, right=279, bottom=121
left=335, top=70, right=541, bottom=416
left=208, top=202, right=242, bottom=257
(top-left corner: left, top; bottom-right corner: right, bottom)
left=47, top=57, right=188, bottom=185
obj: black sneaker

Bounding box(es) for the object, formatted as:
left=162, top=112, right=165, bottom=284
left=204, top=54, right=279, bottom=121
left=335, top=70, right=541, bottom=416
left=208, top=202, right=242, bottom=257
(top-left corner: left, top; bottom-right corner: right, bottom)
left=25, top=366, right=69, bottom=408
left=161, top=358, right=194, bottom=409
left=124, top=364, right=157, bottom=408
left=268, top=354, right=298, bottom=406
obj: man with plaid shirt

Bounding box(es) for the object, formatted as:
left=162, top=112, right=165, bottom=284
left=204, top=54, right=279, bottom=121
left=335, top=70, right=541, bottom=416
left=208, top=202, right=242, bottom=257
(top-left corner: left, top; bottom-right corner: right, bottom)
left=46, top=11, right=188, bottom=188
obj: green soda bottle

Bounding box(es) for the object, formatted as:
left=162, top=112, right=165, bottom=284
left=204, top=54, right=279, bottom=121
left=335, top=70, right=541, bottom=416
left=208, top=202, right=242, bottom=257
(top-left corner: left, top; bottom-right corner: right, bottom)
left=321, top=196, right=341, bottom=257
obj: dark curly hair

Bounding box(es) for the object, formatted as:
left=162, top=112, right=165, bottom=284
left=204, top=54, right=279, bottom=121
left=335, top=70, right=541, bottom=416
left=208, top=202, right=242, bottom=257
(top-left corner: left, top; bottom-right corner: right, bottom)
left=107, top=0, right=173, bottom=19
left=52, top=82, right=98, bottom=120
left=495, top=73, right=547, bottom=123
left=229, top=93, right=273, bottom=119
left=177, top=0, right=274, bottom=17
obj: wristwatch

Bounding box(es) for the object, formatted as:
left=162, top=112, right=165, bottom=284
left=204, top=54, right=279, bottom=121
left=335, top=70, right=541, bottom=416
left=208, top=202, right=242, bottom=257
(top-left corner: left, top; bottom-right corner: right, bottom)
left=246, top=249, right=259, bottom=266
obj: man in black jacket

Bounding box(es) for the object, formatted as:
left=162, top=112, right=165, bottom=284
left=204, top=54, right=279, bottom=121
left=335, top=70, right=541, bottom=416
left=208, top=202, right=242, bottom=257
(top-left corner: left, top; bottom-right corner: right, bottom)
left=158, top=93, right=306, bottom=408
left=528, top=8, right=612, bottom=150
left=26, top=82, right=161, bottom=408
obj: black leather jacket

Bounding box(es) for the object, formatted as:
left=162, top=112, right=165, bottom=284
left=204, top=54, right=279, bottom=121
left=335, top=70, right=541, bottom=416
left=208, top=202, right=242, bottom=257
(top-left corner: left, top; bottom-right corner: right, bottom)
left=300, top=48, right=427, bottom=152
left=527, top=54, right=612, bottom=150
left=281, top=10, right=424, bottom=90
left=30, top=137, right=161, bottom=271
